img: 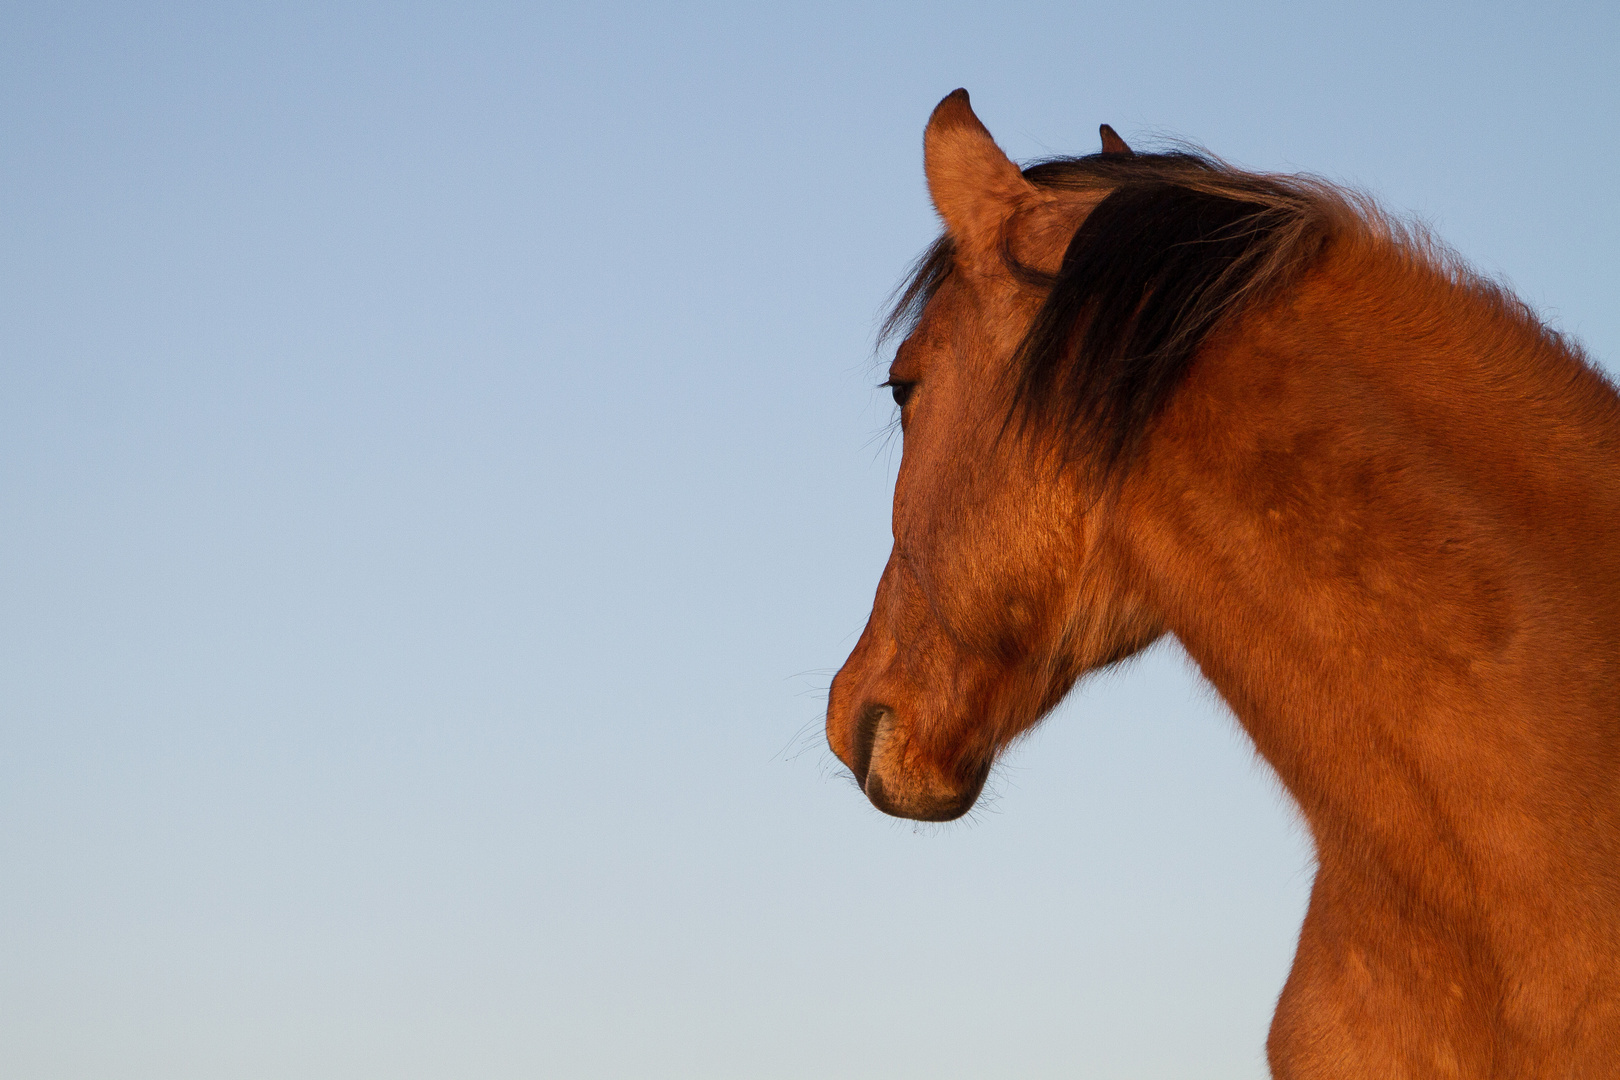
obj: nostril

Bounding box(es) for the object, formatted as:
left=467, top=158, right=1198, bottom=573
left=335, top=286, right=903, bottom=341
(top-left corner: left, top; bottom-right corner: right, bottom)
left=851, top=705, right=890, bottom=787
left=848, top=704, right=991, bottom=822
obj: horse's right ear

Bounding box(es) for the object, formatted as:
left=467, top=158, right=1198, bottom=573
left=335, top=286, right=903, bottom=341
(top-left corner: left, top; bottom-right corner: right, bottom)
left=1099, top=124, right=1133, bottom=156
left=924, top=89, right=1035, bottom=256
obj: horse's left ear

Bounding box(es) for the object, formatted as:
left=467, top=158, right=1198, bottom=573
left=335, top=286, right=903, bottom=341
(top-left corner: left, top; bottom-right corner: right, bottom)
left=923, top=89, right=1036, bottom=256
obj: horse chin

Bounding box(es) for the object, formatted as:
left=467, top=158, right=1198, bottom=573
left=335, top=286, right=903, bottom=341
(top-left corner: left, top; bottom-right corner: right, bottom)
left=855, top=705, right=991, bottom=822
left=863, top=767, right=987, bottom=822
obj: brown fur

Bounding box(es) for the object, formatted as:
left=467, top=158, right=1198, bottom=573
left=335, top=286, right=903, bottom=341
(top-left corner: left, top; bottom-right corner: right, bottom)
left=826, top=90, right=1620, bottom=1076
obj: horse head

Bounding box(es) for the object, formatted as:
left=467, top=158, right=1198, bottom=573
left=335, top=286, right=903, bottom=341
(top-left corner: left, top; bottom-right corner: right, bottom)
left=826, top=91, right=1165, bottom=821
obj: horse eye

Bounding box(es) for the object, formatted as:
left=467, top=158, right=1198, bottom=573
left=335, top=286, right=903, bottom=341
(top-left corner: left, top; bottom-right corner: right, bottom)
left=886, top=380, right=916, bottom=408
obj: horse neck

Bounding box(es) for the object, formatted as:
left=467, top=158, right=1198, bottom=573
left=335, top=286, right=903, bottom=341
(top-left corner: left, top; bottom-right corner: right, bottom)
left=1131, top=232, right=1620, bottom=920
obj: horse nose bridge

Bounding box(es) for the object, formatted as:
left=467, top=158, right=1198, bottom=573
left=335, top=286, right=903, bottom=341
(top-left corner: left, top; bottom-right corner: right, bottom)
left=826, top=551, right=983, bottom=811
left=825, top=562, right=917, bottom=766
left=825, top=615, right=891, bottom=772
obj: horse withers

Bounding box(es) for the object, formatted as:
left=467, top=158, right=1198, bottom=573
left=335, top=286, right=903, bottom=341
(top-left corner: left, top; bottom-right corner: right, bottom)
left=826, top=89, right=1620, bottom=1077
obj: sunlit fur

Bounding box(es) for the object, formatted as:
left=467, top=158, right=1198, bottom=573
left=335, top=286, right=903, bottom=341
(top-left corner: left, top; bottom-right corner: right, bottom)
left=826, top=90, right=1620, bottom=1076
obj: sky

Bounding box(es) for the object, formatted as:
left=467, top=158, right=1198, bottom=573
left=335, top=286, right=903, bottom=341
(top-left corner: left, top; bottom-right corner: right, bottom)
left=2, top=2, right=1617, bottom=1078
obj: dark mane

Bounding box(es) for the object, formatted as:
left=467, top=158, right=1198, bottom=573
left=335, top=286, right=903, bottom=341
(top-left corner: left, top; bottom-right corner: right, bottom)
left=884, top=149, right=1349, bottom=474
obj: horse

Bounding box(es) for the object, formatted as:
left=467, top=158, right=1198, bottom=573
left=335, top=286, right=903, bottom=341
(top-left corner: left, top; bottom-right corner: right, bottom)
left=825, top=89, right=1620, bottom=1077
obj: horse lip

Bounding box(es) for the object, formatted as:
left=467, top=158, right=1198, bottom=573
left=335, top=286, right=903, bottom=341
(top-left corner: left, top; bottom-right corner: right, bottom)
left=854, top=703, right=992, bottom=822
left=865, top=764, right=989, bottom=823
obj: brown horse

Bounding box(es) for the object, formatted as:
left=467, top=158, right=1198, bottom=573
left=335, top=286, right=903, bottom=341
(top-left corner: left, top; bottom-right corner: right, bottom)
left=826, top=89, right=1620, bottom=1077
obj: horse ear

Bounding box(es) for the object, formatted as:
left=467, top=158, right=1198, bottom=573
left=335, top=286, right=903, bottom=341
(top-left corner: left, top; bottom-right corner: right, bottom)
left=923, top=89, right=1034, bottom=255
left=1099, top=124, right=1133, bottom=156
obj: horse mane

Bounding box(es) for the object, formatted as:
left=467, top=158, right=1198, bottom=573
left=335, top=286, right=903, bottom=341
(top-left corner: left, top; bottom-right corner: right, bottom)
left=883, top=150, right=1370, bottom=474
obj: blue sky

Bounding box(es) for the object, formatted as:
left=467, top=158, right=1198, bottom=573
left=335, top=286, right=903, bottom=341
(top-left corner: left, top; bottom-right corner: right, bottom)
left=3, top=2, right=1617, bottom=1077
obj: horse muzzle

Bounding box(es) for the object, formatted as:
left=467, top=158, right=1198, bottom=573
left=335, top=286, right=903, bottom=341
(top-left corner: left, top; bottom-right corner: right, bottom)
left=837, top=703, right=989, bottom=822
